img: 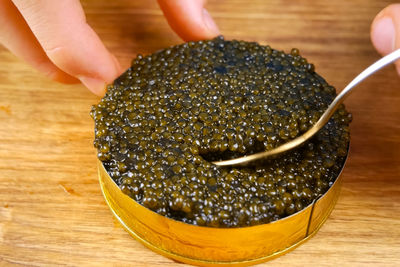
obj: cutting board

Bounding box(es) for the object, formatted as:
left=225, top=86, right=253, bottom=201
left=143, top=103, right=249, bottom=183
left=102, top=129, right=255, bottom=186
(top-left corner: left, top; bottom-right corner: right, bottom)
left=1, top=0, right=399, bottom=266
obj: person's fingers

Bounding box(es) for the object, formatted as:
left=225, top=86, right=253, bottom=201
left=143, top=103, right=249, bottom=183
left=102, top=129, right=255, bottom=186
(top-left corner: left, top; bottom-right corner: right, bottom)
left=371, top=4, right=400, bottom=75
left=0, top=0, right=78, bottom=83
left=157, top=0, right=220, bottom=41
left=11, top=0, right=121, bottom=96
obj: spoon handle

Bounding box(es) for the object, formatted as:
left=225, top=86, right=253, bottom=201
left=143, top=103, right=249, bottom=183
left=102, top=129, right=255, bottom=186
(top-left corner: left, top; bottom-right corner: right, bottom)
left=319, top=48, right=400, bottom=130
left=213, top=49, right=400, bottom=167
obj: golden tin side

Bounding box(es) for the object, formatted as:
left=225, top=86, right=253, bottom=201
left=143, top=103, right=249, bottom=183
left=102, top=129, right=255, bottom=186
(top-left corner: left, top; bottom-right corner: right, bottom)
left=308, top=166, right=344, bottom=235
left=98, top=160, right=344, bottom=266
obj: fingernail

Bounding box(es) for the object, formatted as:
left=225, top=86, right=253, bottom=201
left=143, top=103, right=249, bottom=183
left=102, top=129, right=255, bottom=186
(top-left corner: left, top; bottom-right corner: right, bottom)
left=110, top=53, right=123, bottom=76
left=78, top=76, right=106, bottom=96
left=202, top=9, right=220, bottom=35
left=371, top=17, right=395, bottom=55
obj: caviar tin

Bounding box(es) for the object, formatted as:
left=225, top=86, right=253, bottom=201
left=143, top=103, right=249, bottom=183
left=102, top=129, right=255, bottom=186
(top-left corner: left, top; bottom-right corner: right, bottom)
left=97, top=153, right=347, bottom=266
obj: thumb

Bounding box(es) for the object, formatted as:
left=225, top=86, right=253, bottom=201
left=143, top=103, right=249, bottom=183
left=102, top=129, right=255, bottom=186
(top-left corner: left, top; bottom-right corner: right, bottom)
left=371, top=4, right=400, bottom=75
left=157, top=0, right=220, bottom=41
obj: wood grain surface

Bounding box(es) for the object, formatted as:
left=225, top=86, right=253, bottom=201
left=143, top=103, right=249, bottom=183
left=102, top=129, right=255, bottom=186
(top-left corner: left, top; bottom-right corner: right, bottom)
left=1, top=0, right=400, bottom=266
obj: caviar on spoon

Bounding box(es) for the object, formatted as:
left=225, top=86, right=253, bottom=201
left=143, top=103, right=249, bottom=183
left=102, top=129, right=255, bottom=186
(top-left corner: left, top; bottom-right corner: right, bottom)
left=213, top=48, right=400, bottom=166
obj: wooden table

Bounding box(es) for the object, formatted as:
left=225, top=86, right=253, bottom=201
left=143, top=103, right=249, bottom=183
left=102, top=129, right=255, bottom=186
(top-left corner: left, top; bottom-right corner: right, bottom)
left=1, top=0, right=399, bottom=266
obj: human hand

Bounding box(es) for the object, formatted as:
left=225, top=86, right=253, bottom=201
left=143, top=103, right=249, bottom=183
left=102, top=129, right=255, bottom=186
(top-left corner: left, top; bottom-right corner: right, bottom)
left=371, top=4, right=400, bottom=75
left=0, top=0, right=220, bottom=95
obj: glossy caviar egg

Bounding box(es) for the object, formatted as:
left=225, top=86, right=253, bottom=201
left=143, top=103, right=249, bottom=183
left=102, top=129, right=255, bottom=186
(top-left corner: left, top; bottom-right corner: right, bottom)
left=91, top=36, right=351, bottom=228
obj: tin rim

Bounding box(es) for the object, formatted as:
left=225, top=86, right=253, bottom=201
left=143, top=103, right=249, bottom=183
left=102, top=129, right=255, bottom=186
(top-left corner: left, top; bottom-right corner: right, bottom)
left=97, top=153, right=347, bottom=266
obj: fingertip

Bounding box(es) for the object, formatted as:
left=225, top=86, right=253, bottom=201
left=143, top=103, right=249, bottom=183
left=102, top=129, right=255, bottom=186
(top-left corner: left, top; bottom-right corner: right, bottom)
left=12, top=0, right=120, bottom=95
left=371, top=16, right=395, bottom=55
left=201, top=8, right=220, bottom=39
left=371, top=4, right=400, bottom=56
left=110, top=53, right=123, bottom=77
left=78, top=75, right=106, bottom=96
left=158, top=0, right=220, bottom=41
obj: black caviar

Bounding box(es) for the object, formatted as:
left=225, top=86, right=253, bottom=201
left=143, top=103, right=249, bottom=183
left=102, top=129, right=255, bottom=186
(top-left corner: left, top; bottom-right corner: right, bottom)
left=91, top=36, right=351, bottom=228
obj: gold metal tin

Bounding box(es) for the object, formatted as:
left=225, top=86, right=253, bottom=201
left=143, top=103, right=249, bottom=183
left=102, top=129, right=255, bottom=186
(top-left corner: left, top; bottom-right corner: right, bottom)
left=98, top=158, right=345, bottom=266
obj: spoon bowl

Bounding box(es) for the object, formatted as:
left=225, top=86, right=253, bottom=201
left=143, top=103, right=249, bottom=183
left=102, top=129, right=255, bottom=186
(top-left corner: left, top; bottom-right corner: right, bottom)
left=213, top=49, right=400, bottom=167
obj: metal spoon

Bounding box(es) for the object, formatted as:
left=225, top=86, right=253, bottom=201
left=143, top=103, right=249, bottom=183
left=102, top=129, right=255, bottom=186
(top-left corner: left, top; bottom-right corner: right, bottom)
left=213, top=48, right=400, bottom=167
